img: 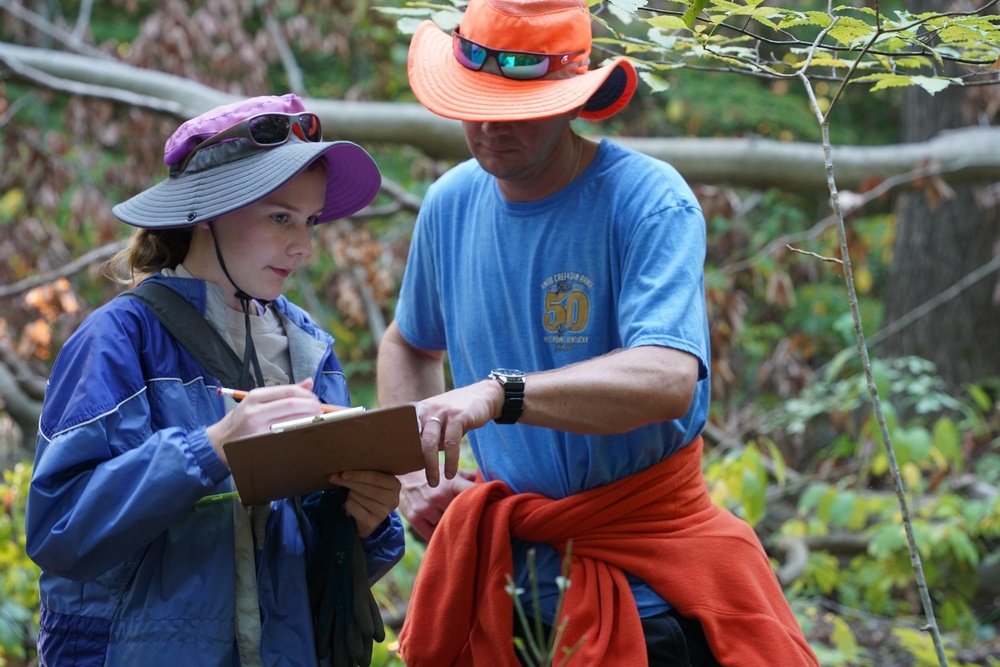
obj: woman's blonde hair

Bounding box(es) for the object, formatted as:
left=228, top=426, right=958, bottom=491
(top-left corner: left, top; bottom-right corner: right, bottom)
left=105, top=227, right=193, bottom=285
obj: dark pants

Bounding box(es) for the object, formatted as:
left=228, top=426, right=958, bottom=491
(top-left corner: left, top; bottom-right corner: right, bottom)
left=514, top=608, right=721, bottom=667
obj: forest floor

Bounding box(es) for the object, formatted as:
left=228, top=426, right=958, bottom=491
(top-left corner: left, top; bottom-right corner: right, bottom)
left=807, top=608, right=1000, bottom=666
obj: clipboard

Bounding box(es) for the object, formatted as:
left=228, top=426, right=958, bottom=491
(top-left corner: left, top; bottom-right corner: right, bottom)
left=223, top=403, right=424, bottom=505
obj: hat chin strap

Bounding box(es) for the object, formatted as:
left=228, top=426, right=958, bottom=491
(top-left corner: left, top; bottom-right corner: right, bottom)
left=208, top=222, right=267, bottom=390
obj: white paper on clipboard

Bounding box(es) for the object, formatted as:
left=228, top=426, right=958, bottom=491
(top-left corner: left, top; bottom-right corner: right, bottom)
left=269, top=406, right=368, bottom=432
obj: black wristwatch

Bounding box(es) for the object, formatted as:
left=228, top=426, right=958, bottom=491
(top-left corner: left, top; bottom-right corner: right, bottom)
left=488, top=368, right=526, bottom=424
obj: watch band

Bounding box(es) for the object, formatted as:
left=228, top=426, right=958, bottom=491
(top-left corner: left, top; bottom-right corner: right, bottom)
left=489, top=368, right=525, bottom=424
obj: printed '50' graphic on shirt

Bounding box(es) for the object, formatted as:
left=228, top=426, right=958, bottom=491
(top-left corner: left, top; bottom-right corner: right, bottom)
left=541, top=271, right=592, bottom=351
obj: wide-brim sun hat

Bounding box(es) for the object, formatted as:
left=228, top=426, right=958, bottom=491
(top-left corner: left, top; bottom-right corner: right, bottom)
left=113, top=94, right=381, bottom=229
left=407, top=0, right=637, bottom=122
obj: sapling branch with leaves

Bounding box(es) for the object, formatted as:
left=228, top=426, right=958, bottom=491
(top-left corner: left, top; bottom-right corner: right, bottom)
left=608, top=2, right=999, bottom=665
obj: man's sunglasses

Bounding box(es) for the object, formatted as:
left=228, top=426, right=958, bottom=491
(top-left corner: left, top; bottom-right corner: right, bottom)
left=452, top=29, right=584, bottom=81
left=177, top=112, right=322, bottom=174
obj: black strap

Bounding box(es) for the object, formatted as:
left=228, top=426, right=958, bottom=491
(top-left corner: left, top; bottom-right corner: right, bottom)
left=120, top=281, right=252, bottom=390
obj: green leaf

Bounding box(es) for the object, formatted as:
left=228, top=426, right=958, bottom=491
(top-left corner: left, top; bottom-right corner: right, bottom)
left=793, top=54, right=852, bottom=70
left=809, top=552, right=841, bottom=594
left=798, top=482, right=830, bottom=514
left=706, top=0, right=784, bottom=31
left=393, top=16, right=428, bottom=35
left=829, top=615, right=861, bottom=661
left=857, top=73, right=913, bottom=92
left=647, top=15, right=692, bottom=31
left=896, top=426, right=932, bottom=466
left=0, top=188, right=25, bottom=220
left=932, top=417, right=961, bottom=470
left=910, top=75, right=962, bottom=95
left=763, top=438, right=787, bottom=485
left=638, top=71, right=671, bottom=93
left=854, top=73, right=960, bottom=94
left=828, top=490, right=856, bottom=529
left=868, top=524, right=905, bottom=560
left=778, top=11, right=832, bottom=30
left=741, top=467, right=766, bottom=526
left=826, top=16, right=877, bottom=45
left=430, top=9, right=463, bottom=30
left=681, top=0, right=709, bottom=28
left=833, top=5, right=877, bottom=18
left=943, top=526, right=981, bottom=567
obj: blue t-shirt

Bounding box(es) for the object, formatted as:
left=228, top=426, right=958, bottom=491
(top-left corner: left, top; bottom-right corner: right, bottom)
left=395, top=139, right=711, bottom=622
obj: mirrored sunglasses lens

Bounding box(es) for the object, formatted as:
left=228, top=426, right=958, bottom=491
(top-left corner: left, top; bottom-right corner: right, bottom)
left=455, top=35, right=488, bottom=70
left=296, top=113, right=322, bottom=142
left=247, top=114, right=292, bottom=145
left=497, top=52, right=550, bottom=80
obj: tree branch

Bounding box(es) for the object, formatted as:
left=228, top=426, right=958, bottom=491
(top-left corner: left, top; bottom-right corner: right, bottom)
left=260, top=2, right=305, bottom=95
left=867, top=254, right=1000, bottom=349
left=0, top=241, right=124, bottom=300
left=0, top=338, right=45, bottom=451
left=0, top=0, right=108, bottom=59
left=4, top=42, right=1000, bottom=190
left=0, top=48, right=186, bottom=115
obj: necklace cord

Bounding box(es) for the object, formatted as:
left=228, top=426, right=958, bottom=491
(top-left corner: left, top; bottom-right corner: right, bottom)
left=568, top=134, right=583, bottom=186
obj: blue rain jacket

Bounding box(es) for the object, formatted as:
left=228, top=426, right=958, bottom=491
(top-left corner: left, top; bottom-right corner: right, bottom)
left=25, top=274, right=404, bottom=666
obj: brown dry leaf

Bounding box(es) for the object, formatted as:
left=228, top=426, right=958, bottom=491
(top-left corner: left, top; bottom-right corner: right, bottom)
left=18, top=318, right=52, bottom=359
left=765, top=270, right=796, bottom=308
left=921, top=173, right=956, bottom=211
left=24, top=319, right=51, bottom=347
left=858, top=174, right=885, bottom=196
left=23, top=284, right=54, bottom=317
left=371, top=267, right=394, bottom=304
left=57, top=286, right=80, bottom=316
left=908, top=157, right=938, bottom=189
left=334, top=273, right=366, bottom=327
left=787, top=332, right=817, bottom=362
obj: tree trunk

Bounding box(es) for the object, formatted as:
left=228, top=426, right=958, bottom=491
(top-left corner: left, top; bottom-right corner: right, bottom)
left=882, top=1, right=1000, bottom=389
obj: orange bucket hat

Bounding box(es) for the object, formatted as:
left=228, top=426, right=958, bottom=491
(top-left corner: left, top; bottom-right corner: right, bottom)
left=407, top=0, right=637, bottom=122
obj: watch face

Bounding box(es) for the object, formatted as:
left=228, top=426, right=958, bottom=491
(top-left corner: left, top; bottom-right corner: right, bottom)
left=491, top=368, right=525, bottom=379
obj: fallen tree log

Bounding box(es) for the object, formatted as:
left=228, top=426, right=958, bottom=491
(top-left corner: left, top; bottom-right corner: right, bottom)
left=3, top=42, right=1000, bottom=192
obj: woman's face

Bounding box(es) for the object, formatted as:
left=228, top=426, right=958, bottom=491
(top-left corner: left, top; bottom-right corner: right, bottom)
left=186, top=166, right=326, bottom=308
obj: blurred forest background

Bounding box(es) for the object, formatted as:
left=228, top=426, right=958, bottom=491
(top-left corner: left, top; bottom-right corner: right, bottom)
left=2, top=0, right=1000, bottom=665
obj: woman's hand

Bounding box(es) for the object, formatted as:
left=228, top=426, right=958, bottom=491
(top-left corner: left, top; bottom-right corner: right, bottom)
left=327, top=471, right=402, bottom=539
left=206, top=378, right=322, bottom=466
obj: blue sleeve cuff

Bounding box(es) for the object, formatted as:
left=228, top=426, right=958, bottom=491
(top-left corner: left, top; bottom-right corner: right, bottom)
left=363, top=511, right=405, bottom=584
left=189, top=426, right=230, bottom=485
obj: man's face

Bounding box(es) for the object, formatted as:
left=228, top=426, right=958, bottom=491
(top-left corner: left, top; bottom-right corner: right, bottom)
left=462, top=114, right=573, bottom=197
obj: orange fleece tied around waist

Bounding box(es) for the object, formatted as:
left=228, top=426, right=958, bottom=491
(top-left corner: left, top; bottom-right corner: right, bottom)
left=398, top=437, right=818, bottom=666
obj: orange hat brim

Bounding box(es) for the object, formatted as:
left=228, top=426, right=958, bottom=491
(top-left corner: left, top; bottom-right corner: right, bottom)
left=407, top=20, right=637, bottom=122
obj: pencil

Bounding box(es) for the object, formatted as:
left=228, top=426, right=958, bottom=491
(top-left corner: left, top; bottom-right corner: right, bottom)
left=216, top=387, right=350, bottom=413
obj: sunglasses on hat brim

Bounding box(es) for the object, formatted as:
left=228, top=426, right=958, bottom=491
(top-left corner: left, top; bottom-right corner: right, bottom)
left=175, top=112, right=322, bottom=175
left=452, top=29, right=585, bottom=81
